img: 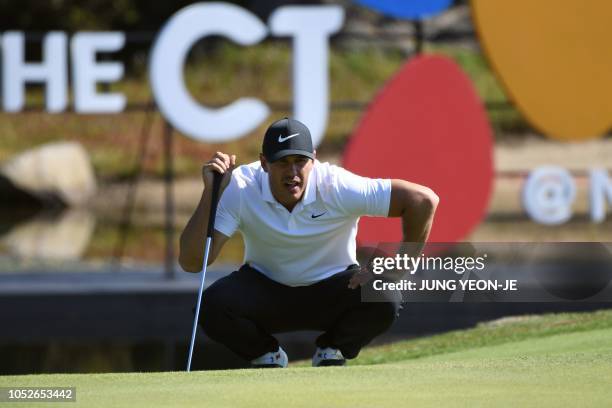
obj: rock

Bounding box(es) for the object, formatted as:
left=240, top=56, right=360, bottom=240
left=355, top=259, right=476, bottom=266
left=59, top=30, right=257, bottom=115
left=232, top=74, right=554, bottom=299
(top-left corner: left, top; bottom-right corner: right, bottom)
left=0, top=142, right=97, bottom=207
left=0, top=209, right=96, bottom=261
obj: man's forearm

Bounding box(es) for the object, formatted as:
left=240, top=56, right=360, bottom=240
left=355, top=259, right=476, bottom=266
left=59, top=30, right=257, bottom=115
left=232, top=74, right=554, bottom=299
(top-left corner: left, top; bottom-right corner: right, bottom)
left=389, top=179, right=438, bottom=244
left=398, top=185, right=439, bottom=261
left=179, top=188, right=213, bottom=272
left=397, top=209, right=434, bottom=268
left=401, top=203, right=436, bottom=243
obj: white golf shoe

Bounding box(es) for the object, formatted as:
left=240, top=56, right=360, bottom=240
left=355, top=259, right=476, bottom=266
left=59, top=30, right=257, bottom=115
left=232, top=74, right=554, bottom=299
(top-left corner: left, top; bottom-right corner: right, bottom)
left=251, top=347, right=288, bottom=368
left=312, top=347, right=346, bottom=367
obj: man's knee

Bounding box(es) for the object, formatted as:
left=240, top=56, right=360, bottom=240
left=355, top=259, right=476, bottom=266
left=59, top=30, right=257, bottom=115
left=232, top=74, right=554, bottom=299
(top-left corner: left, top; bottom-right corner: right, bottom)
left=200, top=282, right=226, bottom=310
left=196, top=283, right=231, bottom=338
left=368, top=301, right=400, bottom=331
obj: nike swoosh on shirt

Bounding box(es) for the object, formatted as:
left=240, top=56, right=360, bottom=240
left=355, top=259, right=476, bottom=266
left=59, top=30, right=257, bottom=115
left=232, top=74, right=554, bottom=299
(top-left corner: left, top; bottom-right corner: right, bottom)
left=311, top=212, right=327, bottom=219
left=278, top=133, right=300, bottom=143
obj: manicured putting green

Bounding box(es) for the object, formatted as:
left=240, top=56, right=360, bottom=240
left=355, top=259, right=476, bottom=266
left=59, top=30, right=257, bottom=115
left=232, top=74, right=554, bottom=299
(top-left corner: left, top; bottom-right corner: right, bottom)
left=2, top=323, right=611, bottom=407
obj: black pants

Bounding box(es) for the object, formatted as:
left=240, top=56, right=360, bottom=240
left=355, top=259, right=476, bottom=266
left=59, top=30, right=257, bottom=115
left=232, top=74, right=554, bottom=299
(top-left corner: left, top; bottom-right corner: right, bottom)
left=197, top=264, right=401, bottom=361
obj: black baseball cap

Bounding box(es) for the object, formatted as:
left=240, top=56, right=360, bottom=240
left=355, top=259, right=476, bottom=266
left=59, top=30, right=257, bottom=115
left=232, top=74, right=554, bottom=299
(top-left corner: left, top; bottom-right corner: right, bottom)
left=262, top=117, right=315, bottom=163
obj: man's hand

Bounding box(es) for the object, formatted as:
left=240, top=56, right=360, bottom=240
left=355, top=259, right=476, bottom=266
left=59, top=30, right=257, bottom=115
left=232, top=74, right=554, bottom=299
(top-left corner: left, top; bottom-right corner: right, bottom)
left=179, top=152, right=235, bottom=273
left=348, top=265, right=374, bottom=289
left=348, top=246, right=389, bottom=289
left=203, top=152, right=236, bottom=193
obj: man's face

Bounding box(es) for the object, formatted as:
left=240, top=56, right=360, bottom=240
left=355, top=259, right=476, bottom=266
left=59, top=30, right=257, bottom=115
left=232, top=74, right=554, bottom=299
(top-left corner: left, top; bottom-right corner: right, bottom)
left=261, top=153, right=315, bottom=211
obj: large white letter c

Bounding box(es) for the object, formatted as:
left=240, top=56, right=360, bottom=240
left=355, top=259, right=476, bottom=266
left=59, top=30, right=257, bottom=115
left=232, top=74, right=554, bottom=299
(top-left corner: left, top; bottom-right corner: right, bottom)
left=150, top=3, right=269, bottom=142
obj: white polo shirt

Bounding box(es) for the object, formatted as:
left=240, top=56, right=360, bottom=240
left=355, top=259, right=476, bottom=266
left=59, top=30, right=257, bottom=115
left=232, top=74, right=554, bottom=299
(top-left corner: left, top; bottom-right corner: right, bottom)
left=214, top=160, right=391, bottom=286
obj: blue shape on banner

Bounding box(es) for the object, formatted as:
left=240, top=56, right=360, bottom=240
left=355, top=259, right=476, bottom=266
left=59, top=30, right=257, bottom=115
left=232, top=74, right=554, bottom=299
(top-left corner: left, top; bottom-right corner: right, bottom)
left=354, top=0, right=452, bottom=20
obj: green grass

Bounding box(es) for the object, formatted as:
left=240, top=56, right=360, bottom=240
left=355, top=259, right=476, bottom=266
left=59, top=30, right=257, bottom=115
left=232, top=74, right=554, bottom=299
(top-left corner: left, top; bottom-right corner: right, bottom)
left=2, top=310, right=611, bottom=407
left=352, top=308, right=612, bottom=365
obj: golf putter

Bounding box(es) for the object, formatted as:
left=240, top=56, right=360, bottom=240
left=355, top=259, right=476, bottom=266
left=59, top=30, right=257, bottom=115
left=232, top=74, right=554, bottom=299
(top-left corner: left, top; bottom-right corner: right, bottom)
left=187, top=171, right=223, bottom=372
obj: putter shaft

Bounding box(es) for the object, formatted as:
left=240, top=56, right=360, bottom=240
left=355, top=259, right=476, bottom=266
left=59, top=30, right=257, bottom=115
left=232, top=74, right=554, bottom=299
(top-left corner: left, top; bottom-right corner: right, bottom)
left=186, top=237, right=212, bottom=372
left=186, top=172, right=223, bottom=372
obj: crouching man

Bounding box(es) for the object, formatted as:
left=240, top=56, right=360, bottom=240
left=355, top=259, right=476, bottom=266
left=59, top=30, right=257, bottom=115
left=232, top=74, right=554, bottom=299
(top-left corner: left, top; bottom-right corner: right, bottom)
left=179, top=118, right=438, bottom=367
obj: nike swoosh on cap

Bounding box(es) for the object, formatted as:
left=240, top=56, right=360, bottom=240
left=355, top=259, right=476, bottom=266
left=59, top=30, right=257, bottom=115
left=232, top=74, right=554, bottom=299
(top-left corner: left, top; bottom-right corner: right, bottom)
left=278, top=133, right=300, bottom=143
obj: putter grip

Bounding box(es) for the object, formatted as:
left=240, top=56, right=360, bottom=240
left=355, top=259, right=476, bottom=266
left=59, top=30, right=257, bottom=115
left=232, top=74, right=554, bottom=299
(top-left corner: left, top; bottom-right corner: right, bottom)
left=206, top=171, right=223, bottom=238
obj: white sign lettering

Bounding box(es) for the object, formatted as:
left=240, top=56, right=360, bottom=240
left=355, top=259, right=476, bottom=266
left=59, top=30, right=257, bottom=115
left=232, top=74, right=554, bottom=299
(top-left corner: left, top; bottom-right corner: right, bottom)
left=589, top=169, right=612, bottom=223
left=0, top=3, right=344, bottom=147
left=522, top=166, right=576, bottom=225
left=149, top=3, right=269, bottom=143
left=72, top=32, right=126, bottom=113
left=2, top=32, right=68, bottom=112
left=269, top=6, right=343, bottom=146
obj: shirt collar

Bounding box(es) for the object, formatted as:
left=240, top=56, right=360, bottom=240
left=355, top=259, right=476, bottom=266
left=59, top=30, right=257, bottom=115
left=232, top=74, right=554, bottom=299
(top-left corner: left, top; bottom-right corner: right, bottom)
left=301, top=163, right=317, bottom=206
left=260, top=160, right=318, bottom=207
left=261, top=172, right=276, bottom=204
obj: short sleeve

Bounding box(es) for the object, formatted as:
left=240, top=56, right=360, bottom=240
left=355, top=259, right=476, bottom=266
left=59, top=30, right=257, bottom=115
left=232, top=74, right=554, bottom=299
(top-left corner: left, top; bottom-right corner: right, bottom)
left=214, top=175, right=241, bottom=237
left=332, top=167, right=391, bottom=217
